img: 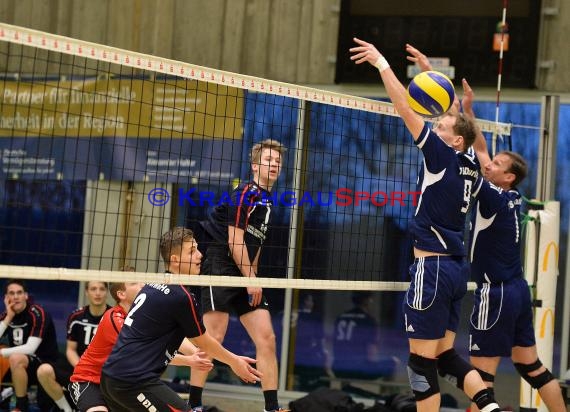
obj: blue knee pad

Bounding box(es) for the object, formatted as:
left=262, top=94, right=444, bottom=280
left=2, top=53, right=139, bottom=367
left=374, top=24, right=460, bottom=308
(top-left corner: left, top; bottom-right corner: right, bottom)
left=407, top=353, right=439, bottom=401
left=437, top=348, right=474, bottom=390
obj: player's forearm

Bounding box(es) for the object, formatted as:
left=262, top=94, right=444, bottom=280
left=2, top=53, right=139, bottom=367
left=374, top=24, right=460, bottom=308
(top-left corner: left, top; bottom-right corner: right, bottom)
left=379, top=68, right=412, bottom=117
left=193, top=333, right=238, bottom=366
left=1, top=336, right=42, bottom=357
left=66, top=349, right=80, bottom=367
left=229, top=242, right=256, bottom=277
left=170, top=354, right=192, bottom=366
left=178, top=338, right=197, bottom=355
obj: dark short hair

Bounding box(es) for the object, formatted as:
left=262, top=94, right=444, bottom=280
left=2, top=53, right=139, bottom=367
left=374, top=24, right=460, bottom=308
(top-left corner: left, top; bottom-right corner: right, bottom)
left=160, top=227, right=195, bottom=264
left=352, top=291, right=373, bottom=306
left=499, top=150, right=528, bottom=188
left=4, top=278, right=27, bottom=294
left=109, top=282, right=125, bottom=305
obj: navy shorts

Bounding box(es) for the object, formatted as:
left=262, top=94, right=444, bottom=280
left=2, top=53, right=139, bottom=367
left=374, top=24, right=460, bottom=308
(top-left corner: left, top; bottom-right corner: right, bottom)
left=200, top=250, right=269, bottom=317
left=68, top=381, right=107, bottom=411
left=403, top=256, right=469, bottom=339
left=469, top=276, right=536, bottom=357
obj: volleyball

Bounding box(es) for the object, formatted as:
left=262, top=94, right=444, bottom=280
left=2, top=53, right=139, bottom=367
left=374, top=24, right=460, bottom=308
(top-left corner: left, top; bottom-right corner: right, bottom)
left=406, top=71, right=455, bottom=117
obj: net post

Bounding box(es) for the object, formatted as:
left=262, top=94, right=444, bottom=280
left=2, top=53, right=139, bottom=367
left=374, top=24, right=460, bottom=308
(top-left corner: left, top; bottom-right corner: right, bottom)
left=536, top=95, right=559, bottom=201
left=279, top=99, right=311, bottom=390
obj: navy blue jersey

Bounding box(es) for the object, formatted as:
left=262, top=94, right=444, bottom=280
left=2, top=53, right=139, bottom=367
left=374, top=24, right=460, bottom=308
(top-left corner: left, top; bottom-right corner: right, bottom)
left=201, top=181, right=273, bottom=264
left=332, top=307, right=379, bottom=373
left=410, top=125, right=482, bottom=255
left=469, top=181, right=523, bottom=284
left=66, top=305, right=111, bottom=357
left=102, top=283, right=205, bottom=382
left=0, top=303, right=59, bottom=362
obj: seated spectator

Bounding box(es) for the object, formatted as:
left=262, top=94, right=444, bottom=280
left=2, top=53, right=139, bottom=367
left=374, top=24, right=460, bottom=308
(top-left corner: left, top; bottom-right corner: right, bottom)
left=332, top=291, right=397, bottom=380
left=0, top=279, right=60, bottom=412
left=69, top=281, right=144, bottom=411
left=37, top=281, right=111, bottom=412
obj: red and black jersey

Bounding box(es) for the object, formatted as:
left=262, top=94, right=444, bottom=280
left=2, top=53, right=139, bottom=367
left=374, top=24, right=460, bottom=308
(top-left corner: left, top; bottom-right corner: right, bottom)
left=66, top=305, right=111, bottom=357
left=0, top=303, right=59, bottom=362
left=70, top=305, right=125, bottom=384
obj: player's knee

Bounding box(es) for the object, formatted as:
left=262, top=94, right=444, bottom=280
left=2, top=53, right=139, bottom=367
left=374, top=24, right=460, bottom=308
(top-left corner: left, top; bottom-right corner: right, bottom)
left=514, top=359, right=555, bottom=389
left=8, top=353, right=27, bottom=368
left=437, top=349, right=473, bottom=390
left=474, top=367, right=495, bottom=385
left=407, top=353, right=439, bottom=401
left=36, top=363, right=54, bottom=380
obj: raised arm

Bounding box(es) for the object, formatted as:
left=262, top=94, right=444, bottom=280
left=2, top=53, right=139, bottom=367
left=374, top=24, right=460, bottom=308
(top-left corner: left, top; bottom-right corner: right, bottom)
left=405, top=44, right=433, bottom=72
left=461, top=78, right=491, bottom=169
left=350, top=37, right=425, bottom=140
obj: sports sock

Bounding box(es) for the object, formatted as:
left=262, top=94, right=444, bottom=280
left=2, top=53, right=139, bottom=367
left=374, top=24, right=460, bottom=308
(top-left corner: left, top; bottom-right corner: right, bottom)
left=189, top=385, right=203, bottom=409
left=263, top=389, right=278, bottom=411
left=54, top=395, right=73, bottom=412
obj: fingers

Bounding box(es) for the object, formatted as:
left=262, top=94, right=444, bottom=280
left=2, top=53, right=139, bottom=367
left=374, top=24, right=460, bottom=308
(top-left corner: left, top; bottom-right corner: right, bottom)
left=462, top=78, right=473, bottom=94
left=240, top=365, right=262, bottom=384
left=352, top=37, right=368, bottom=46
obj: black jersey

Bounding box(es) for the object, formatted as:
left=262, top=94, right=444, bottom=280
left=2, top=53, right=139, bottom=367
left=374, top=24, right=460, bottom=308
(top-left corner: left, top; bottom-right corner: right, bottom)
left=66, top=305, right=111, bottom=357
left=201, top=181, right=273, bottom=264
left=0, top=303, right=59, bottom=362
left=102, top=283, right=205, bottom=382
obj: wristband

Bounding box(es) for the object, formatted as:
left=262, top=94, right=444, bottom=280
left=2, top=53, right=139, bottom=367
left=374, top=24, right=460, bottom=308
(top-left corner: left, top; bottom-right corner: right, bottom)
left=373, top=55, right=390, bottom=72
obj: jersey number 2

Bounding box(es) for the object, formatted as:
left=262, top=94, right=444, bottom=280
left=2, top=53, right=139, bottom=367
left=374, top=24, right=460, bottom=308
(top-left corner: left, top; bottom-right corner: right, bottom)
left=124, top=293, right=147, bottom=327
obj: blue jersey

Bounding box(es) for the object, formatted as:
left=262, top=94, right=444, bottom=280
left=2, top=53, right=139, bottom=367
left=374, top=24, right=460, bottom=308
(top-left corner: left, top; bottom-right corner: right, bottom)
left=409, top=125, right=482, bottom=256
left=469, top=181, right=523, bottom=284
left=102, top=283, right=205, bottom=382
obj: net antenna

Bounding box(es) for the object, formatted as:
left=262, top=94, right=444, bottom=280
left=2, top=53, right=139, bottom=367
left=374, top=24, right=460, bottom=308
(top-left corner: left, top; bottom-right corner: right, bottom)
left=492, top=0, right=510, bottom=155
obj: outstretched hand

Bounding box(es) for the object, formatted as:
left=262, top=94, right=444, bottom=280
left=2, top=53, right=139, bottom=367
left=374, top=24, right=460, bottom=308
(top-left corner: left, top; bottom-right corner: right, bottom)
left=230, top=356, right=262, bottom=384
left=405, top=44, right=432, bottom=72
left=187, top=351, right=214, bottom=372
left=349, top=37, right=381, bottom=67
left=461, top=78, right=475, bottom=117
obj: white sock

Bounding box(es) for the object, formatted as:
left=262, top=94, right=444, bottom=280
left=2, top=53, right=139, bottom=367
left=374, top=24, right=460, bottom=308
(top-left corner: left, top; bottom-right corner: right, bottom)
left=55, top=395, right=73, bottom=412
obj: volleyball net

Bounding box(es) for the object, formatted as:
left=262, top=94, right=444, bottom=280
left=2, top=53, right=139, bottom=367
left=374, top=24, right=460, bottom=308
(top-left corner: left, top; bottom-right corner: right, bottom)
left=3, top=22, right=564, bottom=400
left=0, top=22, right=515, bottom=291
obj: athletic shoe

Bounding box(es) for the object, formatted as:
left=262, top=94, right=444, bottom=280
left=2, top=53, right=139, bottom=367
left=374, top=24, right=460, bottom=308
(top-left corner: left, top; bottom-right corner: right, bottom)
left=191, top=407, right=204, bottom=412
left=263, top=408, right=290, bottom=412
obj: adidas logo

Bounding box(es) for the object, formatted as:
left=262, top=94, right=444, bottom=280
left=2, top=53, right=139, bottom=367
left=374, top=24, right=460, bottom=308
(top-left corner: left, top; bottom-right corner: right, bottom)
left=406, top=324, right=415, bottom=332
left=471, top=343, right=480, bottom=351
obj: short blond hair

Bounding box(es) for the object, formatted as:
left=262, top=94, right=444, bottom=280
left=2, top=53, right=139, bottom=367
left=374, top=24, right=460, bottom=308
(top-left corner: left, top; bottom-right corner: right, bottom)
left=250, top=139, right=286, bottom=164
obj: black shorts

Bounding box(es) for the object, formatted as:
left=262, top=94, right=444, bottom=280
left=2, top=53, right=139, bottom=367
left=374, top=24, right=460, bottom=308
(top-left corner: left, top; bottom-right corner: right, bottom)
left=200, top=248, right=270, bottom=316
left=68, top=381, right=106, bottom=412
left=100, top=373, right=189, bottom=412
left=53, top=357, right=74, bottom=386
left=26, top=355, right=57, bottom=385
